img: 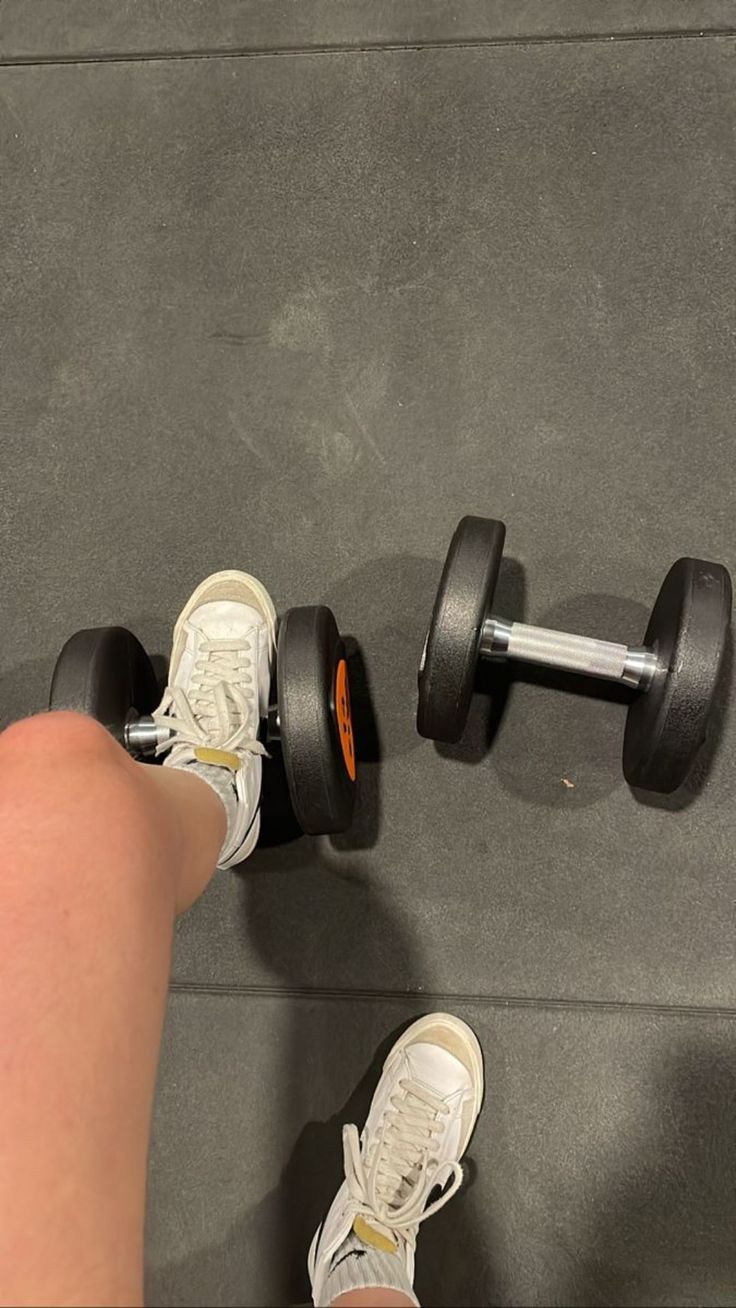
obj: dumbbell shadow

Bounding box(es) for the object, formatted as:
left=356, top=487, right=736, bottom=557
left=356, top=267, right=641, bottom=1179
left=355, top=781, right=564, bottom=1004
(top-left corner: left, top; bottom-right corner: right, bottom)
left=258, top=744, right=303, bottom=846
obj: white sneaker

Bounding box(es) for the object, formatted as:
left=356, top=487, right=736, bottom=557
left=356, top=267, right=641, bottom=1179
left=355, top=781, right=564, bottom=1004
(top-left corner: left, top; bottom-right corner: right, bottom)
left=308, top=1013, right=484, bottom=1307
left=153, top=570, right=277, bottom=868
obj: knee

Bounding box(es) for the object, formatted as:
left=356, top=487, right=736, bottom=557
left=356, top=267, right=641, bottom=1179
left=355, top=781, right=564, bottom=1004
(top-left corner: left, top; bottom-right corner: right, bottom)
left=0, top=713, right=139, bottom=836
left=0, top=712, right=169, bottom=872
left=0, top=711, right=124, bottom=768
left=0, top=712, right=176, bottom=920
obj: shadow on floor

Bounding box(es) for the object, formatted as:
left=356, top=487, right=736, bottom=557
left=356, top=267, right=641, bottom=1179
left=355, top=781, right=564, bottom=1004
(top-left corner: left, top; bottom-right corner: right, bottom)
left=568, top=1032, right=736, bottom=1307
left=491, top=590, right=646, bottom=810
left=324, top=552, right=444, bottom=762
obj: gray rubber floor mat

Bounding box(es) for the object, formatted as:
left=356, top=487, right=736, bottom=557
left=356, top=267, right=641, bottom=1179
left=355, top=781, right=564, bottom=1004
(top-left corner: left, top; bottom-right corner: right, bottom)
left=2, top=7, right=735, bottom=1305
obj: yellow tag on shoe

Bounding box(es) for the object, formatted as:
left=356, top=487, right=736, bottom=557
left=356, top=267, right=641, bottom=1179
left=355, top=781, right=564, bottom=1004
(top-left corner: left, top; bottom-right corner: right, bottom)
left=352, top=1215, right=398, bottom=1254
left=194, top=746, right=241, bottom=771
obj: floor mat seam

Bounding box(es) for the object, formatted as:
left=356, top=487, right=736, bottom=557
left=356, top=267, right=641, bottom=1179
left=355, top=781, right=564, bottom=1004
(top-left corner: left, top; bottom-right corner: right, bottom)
left=168, top=981, right=736, bottom=1020
left=2, top=28, right=736, bottom=70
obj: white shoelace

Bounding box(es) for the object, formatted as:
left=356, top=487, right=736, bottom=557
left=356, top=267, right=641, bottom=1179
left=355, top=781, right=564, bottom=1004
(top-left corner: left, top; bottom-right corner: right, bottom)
left=153, top=635, right=267, bottom=759
left=342, top=1078, right=463, bottom=1234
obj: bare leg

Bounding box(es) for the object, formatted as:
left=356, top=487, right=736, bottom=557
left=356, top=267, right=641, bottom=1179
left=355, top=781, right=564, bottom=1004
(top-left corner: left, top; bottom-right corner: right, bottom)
left=0, top=712, right=225, bottom=1307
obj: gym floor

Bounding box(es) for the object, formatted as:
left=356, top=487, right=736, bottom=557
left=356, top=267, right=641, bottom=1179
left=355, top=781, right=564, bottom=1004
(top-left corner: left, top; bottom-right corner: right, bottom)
left=2, top=4, right=735, bottom=1304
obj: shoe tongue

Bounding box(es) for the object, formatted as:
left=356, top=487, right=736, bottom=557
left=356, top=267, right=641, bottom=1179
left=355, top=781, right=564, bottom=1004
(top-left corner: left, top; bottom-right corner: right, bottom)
left=191, top=602, right=258, bottom=642
left=352, top=1214, right=398, bottom=1253
left=405, top=1043, right=466, bottom=1098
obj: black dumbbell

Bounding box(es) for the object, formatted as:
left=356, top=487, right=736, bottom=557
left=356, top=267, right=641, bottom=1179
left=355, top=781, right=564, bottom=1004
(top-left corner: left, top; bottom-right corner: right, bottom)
left=49, top=607, right=356, bottom=835
left=417, top=516, right=732, bottom=794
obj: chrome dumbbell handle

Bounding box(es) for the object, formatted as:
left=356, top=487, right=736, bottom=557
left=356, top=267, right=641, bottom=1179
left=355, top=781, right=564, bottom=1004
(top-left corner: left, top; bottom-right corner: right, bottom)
left=124, top=710, right=281, bottom=757
left=480, top=617, right=659, bottom=691
left=123, top=715, right=172, bottom=757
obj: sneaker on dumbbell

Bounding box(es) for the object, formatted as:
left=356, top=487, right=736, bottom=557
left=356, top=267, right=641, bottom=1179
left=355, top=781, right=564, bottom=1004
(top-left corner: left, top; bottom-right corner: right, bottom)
left=153, top=571, right=277, bottom=868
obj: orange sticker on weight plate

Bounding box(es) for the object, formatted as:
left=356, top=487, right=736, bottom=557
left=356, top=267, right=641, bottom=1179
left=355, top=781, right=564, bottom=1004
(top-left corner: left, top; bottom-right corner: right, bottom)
left=335, top=658, right=356, bottom=782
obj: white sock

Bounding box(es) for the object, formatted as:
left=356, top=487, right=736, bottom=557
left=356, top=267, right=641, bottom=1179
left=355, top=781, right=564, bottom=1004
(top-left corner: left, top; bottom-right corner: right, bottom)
left=321, top=1230, right=418, bottom=1307
left=174, top=758, right=239, bottom=861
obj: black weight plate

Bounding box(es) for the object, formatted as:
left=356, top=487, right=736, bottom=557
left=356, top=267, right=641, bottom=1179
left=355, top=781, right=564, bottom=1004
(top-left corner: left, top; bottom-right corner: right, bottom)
left=276, top=606, right=356, bottom=835
left=49, top=627, right=160, bottom=745
left=623, top=558, right=732, bottom=793
left=417, top=515, right=506, bottom=742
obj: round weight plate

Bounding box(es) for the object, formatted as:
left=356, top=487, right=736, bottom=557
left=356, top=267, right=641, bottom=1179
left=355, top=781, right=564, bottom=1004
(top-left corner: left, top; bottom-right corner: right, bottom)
left=49, top=627, right=160, bottom=745
left=276, top=605, right=356, bottom=835
left=623, top=558, right=732, bottom=793
left=417, top=516, right=507, bottom=742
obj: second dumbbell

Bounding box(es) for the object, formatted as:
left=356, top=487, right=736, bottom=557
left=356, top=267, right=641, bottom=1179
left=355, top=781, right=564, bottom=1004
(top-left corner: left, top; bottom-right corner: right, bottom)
left=417, top=515, right=731, bottom=794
